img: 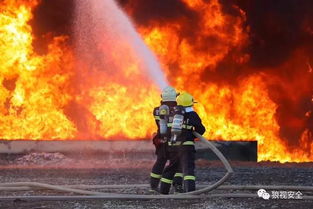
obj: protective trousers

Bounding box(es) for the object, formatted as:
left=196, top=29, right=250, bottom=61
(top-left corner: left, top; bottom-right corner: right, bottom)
left=150, top=143, right=167, bottom=190
left=159, top=143, right=196, bottom=194
left=150, top=143, right=183, bottom=191
left=180, top=145, right=196, bottom=192
left=159, top=145, right=182, bottom=194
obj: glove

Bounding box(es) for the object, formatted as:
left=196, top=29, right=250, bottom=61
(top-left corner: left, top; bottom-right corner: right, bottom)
left=152, top=134, right=162, bottom=147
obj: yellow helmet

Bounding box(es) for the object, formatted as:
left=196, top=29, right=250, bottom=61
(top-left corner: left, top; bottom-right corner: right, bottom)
left=176, top=92, right=195, bottom=107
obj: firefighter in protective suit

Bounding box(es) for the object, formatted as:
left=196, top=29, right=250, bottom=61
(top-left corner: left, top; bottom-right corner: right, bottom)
left=159, top=92, right=205, bottom=194
left=150, top=86, right=183, bottom=192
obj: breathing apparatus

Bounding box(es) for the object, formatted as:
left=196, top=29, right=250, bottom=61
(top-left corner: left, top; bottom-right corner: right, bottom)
left=158, top=104, right=170, bottom=137
left=170, top=105, right=185, bottom=144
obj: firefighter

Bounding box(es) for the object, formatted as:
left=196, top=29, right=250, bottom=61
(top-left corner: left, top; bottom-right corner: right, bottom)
left=150, top=86, right=183, bottom=192
left=159, top=92, right=205, bottom=194
left=176, top=92, right=206, bottom=192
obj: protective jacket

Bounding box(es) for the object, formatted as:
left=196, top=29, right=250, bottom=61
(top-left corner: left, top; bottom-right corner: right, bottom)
left=178, top=107, right=206, bottom=143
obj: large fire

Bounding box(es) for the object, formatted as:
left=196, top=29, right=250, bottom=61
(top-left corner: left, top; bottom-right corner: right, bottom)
left=0, top=0, right=312, bottom=162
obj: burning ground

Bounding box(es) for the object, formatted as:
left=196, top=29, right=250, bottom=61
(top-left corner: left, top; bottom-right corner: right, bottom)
left=0, top=0, right=313, bottom=162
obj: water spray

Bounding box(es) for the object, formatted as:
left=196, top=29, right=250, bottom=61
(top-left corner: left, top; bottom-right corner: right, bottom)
left=74, top=0, right=168, bottom=89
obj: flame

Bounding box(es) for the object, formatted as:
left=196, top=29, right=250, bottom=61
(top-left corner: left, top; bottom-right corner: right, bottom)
left=0, top=0, right=77, bottom=139
left=137, top=0, right=313, bottom=162
left=0, top=0, right=159, bottom=140
left=0, top=0, right=312, bottom=162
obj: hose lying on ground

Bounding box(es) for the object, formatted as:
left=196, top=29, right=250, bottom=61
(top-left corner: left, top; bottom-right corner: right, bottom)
left=0, top=193, right=313, bottom=201
left=181, top=132, right=233, bottom=195
left=1, top=132, right=312, bottom=200
left=1, top=183, right=313, bottom=200
left=0, top=132, right=232, bottom=197
left=2, top=184, right=313, bottom=193
left=0, top=182, right=110, bottom=196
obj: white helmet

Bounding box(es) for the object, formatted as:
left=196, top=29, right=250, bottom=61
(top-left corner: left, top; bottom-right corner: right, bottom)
left=161, top=86, right=177, bottom=102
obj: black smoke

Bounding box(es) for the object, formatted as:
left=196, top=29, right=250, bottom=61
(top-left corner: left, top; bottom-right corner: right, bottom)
left=233, top=0, right=313, bottom=68
left=118, top=0, right=197, bottom=26
left=30, top=0, right=74, bottom=54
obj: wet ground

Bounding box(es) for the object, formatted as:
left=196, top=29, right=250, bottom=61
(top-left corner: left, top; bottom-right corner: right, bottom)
left=0, top=153, right=312, bottom=209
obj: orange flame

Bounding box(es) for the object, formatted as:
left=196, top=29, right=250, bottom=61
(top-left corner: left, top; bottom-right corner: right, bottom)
left=0, top=0, right=313, bottom=162
left=0, top=0, right=77, bottom=139
left=0, top=0, right=160, bottom=140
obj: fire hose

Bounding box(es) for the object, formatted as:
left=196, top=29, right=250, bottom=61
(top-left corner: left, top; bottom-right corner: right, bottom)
left=183, top=132, right=233, bottom=195
left=0, top=132, right=313, bottom=201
